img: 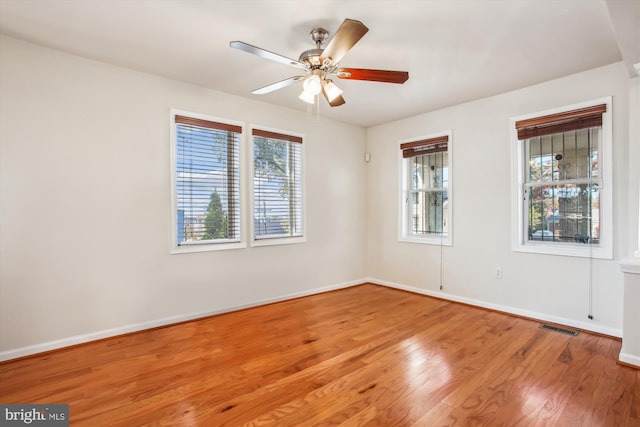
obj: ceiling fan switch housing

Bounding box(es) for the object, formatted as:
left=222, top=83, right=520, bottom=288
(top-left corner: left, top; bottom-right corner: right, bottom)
left=299, top=48, right=324, bottom=67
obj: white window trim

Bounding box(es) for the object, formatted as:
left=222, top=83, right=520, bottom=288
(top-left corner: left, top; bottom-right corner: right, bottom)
left=398, top=130, right=453, bottom=246
left=169, top=109, right=247, bottom=254
left=249, top=125, right=306, bottom=247
left=510, top=97, right=613, bottom=259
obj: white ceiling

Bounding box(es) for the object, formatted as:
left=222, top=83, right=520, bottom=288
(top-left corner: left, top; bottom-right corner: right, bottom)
left=0, top=0, right=634, bottom=127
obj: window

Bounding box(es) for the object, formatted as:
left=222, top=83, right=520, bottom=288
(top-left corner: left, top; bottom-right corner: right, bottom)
left=399, top=132, right=452, bottom=245
left=252, top=128, right=304, bottom=243
left=171, top=111, right=243, bottom=252
left=512, top=98, right=612, bottom=259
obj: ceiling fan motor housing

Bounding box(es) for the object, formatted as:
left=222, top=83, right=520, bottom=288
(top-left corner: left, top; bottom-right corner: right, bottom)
left=299, top=48, right=324, bottom=67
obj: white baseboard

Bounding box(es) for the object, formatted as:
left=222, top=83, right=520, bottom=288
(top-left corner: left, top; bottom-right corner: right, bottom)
left=366, top=277, right=623, bottom=338
left=0, top=279, right=364, bottom=362
left=619, top=352, right=640, bottom=368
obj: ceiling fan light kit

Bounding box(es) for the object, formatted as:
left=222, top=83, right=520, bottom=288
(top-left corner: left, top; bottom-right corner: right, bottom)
left=298, top=88, right=316, bottom=104
left=230, top=19, right=409, bottom=107
left=303, top=73, right=322, bottom=95
left=322, top=79, right=343, bottom=102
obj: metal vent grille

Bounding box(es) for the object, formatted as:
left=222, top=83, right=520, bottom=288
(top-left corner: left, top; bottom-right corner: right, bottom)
left=539, top=324, right=579, bottom=336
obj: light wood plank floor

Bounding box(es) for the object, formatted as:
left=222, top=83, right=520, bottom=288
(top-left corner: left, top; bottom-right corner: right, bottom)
left=1, top=284, right=638, bottom=426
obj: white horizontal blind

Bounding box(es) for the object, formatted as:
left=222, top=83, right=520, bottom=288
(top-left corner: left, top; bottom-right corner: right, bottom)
left=252, top=129, right=303, bottom=239
left=175, top=115, right=241, bottom=245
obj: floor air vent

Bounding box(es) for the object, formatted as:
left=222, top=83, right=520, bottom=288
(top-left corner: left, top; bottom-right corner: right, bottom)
left=539, top=324, right=579, bottom=336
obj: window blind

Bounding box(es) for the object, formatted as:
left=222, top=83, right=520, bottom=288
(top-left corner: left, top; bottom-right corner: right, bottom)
left=252, top=129, right=303, bottom=239
left=515, top=104, right=606, bottom=140
left=175, top=115, right=241, bottom=245
left=252, top=128, right=303, bottom=144
left=400, top=135, right=449, bottom=158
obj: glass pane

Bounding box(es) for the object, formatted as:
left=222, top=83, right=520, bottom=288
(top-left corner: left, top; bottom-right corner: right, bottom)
left=176, top=124, right=240, bottom=244
left=527, top=129, right=599, bottom=183
left=527, top=136, right=554, bottom=183
left=569, top=128, right=596, bottom=180
left=411, top=152, right=448, bottom=190
left=409, top=190, right=447, bottom=235
left=589, top=128, right=599, bottom=179
left=254, top=136, right=303, bottom=238
left=527, top=183, right=599, bottom=244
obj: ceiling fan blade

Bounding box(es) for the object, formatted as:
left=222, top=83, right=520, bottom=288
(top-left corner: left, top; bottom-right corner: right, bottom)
left=321, top=87, right=346, bottom=107
left=320, top=19, right=369, bottom=66
left=336, top=68, right=409, bottom=84
left=252, top=76, right=306, bottom=95
left=230, top=41, right=307, bottom=70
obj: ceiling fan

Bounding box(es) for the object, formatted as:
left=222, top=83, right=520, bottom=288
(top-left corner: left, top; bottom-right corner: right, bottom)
left=230, top=19, right=409, bottom=107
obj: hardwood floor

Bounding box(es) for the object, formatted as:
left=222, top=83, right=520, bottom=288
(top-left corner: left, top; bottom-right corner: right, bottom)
left=1, top=284, right=638, bottom=426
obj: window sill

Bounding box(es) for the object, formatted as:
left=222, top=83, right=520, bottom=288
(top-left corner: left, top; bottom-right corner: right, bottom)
left=251, top=235, right=306, bottom=247
left=513, top=241, right=612, bottom=259
left=399, top=235, right=452, bottom=246
left=171, top=241, right=246, bottom=254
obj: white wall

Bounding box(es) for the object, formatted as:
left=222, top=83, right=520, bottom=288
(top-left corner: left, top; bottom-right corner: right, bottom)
left=1, top=34, right=634, bottom=359
left=366, top=62, right=632, bottom=336
left=627, top=76, right=640, bottom=256
left=0, top=36, right=367, bottom=357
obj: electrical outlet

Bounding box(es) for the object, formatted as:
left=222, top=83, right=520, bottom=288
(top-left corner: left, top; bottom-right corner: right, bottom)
left=495, top=267, right=503, bottom=279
